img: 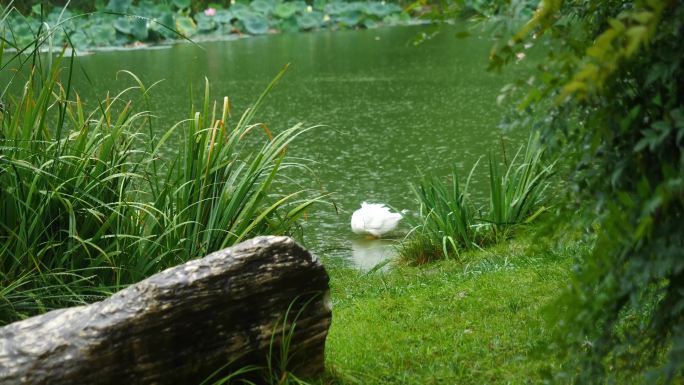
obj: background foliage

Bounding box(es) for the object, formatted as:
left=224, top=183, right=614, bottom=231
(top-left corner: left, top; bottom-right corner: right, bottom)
left=2, top=0, right=411, bottom=51
left=489, top=0, right=684, bottom=382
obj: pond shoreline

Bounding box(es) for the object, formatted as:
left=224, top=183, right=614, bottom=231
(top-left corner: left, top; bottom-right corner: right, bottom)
left=5, top=19, right=432, bottom=56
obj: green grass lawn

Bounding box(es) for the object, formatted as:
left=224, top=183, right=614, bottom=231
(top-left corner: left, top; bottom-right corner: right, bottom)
left=319, top=237, right=581, bottom=384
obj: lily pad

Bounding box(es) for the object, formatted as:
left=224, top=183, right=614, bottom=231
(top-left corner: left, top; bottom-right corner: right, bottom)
left=214, top=9, right=234, bottom=24
left=276, top=17, right=299, bottom=33
left=10, top=22, right=36, bottom=47
left=285, top=0, right=308, bottom=13
left=362, top=18, right=377, bottom=29
left=338, top=10, right=363, bottom=27
left=250, top=0, right=274, bottom=15
left=296, top=12, right=323, bottom=30
left=107, top=0, right=132, bottom=13
left=242, top=15, right=269, bottom=34
left=363, top=2, right=401, bottom=17
left=172, top=0, right=191, bottom=10
left=113, top=17, right=148, bottom=41
left=313, top=0, right=326, bottom=11
left=273, top=3, right=297, bottom=19
left=324, top=2, right=350, bottom=15
left=68, top=31, right=90, bottom=50
left=87, top=24, right=116, bottom=46
left=230, top=4, right=254, bottom=20
left=151, top=12, right=176, bottom=36
left=195, top=14, right=217, bottom=32
left=175, top=15, right=197, bottom=37
left=383, top=12, right=410, bottom=26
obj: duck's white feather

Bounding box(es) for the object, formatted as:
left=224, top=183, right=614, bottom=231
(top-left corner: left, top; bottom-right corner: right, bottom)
left=351, top=202, right=403, bottom=238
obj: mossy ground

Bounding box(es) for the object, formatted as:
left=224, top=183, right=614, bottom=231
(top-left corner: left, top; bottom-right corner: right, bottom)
left=317, top=236, right=582, bottom=384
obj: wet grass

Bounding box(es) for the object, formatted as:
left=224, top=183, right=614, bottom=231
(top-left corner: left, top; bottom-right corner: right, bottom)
left=320, top=233, right=582, bottom=384
left=399, top=132, right=555, bottom=265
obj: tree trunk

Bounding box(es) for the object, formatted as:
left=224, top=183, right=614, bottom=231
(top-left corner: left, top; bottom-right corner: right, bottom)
left=0, top=236, right=331, bottom=385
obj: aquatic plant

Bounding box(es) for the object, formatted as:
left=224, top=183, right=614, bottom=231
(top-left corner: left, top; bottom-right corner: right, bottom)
left=0, top=0, right=412, bottom=52
left=400, top=134, right=553, bottom=264
left=400, top=162, right=481, bottom=264
left=0, top=25, right=318, bottom=324
left=486, top=132, right=553, bottom=240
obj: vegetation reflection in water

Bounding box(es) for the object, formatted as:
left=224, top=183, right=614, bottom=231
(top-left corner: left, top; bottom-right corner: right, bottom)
left=71, top=24, right=536, bottom=268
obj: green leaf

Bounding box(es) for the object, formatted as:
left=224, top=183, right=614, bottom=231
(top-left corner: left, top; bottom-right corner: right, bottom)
left=107, top=0, right=132, bottom=13
left=195, top=14, right=217, bottom=32
left=338, top=10, right=363, bottom=27
left=175, top=16, right=197, bottom=37
left=87, top=24, right=117, bottom=46
left=362, top=18, right=377, bottom=29
left=242, top=15, right=269, bottom=34
left=172, top=0, right=191, bottom=10
left=277, top=17, right=299, bottom=33
left=113, top=17, right=149, bottom=41
left=296, top=12, right=322, bottom=30
left=113, top=17, right=134, bottom=34
left=214, top=10, right=234, bottom=24
left=273, top=3, right=297, bottom=19
left=250, top=0, right=275, bottom=15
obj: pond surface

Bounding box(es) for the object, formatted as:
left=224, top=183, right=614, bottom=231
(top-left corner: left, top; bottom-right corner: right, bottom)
left=73, top=25, right=532, bottom=269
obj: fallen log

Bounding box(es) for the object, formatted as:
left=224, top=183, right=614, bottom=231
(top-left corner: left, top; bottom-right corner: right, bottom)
left=0, top=236, right=331, bottom=385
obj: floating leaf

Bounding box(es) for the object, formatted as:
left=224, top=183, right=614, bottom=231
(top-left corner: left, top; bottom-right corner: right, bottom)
left=313, top=0, right=326, bottom=11
left=242, top=15, right=269, bottom=34
left=151, top=12, right=176, bottom=38
left=362, top=18, right=377, bottom=29
left=87, top=24, right=116, bottom=46
left=273, top=3, right=297, bottom=19
left=130, top=17, right=149, bottom=41
left=382, top=12, right=410, bottom=26
left=296, top=12, right=322, bottom=30
left=69, top=30, right=90, bottom=50
left=113, top=17, right=148, bottom=41
left=195, top=14, right=217, bottom=32
left=214, top=9, right=234, bottom=24
left=10, top=22, right=36, bottom=47
left=291, top=1, right=308, bottom=13
left=230, top=4, right=254, bottom=20
left=324, top=2, right=350, bottom=15
left=113, top=17, right=134, bottom=34
left=175, top=15, right=197, bottom=37
left=107, top=0, right=132, bottom=13
left=338, top=11, right=363, bottom=27
left=363, top=2, right=397, bottom=17
left=172, top=0, right=191, bottom=10
left=277, top=17, right=299, bottom=33
left=250, top=0, right=274, bottom=15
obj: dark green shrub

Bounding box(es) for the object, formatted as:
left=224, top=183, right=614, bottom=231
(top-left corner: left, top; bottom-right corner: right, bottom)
left=492, top=0, right=684, bottom=382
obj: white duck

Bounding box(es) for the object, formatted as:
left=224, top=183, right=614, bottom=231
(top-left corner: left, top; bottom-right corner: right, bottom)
left=351, top=202, right=403, bottom=238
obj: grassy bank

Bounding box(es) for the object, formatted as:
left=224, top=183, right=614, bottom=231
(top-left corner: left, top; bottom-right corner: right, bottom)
left=320, top=234, right=582, bottom=384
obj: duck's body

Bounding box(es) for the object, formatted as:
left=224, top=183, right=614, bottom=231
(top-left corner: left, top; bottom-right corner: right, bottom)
left=351, top=202, right=403, bottom=238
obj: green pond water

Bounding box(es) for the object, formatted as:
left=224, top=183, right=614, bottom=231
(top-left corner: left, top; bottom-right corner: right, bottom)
left=71, top=25, right=532, bottom=268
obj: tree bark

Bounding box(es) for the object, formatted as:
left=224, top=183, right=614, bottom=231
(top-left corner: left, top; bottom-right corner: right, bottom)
left=0, top=236, right=331, bottom=385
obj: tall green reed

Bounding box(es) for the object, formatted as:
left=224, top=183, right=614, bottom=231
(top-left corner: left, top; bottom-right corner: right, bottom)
left=486, top=132, right=553, bottom=239
left=401, top=162, right=480, bottom=264
left=400, top=133, right=553, bottom=265
left=0, top=30, right=319, bottom=324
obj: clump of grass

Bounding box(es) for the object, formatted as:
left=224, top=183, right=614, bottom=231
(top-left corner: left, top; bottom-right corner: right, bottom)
left=486, top=132, right=554, bottom=240
left=400, top=133, right=553, bottom=265
left=0, top=33, right=319, bottom=324
left=401, top=163, right=482, bottom=264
